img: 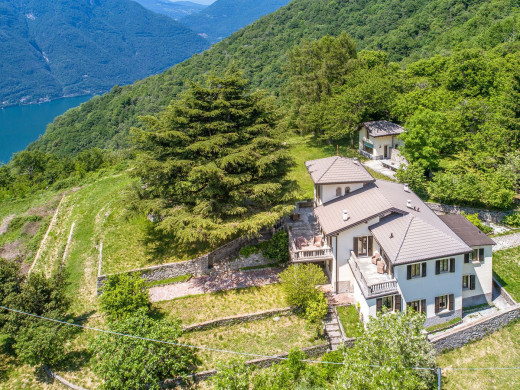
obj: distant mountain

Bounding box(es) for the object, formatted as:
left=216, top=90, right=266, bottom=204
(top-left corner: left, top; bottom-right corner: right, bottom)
left=181, top=0, right=291, bottom=43
left=132, top=0, right=206, bottom=20
left=0, top=0, right=209, bottom=107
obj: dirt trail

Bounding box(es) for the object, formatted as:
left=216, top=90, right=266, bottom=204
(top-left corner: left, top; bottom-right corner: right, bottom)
left=0, top=214, right=15, bottom=235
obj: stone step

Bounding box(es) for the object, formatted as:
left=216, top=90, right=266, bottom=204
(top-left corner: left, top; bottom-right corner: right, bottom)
left=326, top=330, right=342, bottom=338
left=325, top=325, right=340, bottom=332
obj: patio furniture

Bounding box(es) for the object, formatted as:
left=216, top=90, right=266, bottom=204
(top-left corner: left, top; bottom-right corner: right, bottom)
left=291, top=213, right=301, bottom=221
left=377, top=260, right=385, bottom=274
left=371, top=252, right=380, bottom=265
left=295, top=236, right=308, bottom=249
left=314, top=236, right=323, bottom=247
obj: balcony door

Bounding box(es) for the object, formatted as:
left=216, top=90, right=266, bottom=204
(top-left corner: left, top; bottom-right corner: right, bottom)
left=354, top=236, right=373, bottom=257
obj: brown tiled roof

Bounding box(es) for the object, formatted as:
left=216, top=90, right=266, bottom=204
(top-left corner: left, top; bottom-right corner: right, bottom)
left=313, top=179, right=473, bottom=263
left=438, top=215, right=496, bottom=247
left=305, top=156, right=375, bottom=184
left=363, top=120, right=405, bottom=137
left=370, top=214, right=472, bottom=265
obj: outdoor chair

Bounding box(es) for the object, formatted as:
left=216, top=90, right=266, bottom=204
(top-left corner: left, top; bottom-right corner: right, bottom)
left=376, top=260, right=385, bottom=274
left=314, top=236, right=323, bottom=247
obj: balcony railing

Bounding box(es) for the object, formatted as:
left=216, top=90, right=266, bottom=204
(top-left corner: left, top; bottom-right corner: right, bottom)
left=349, top=251, right=398, bottom=298
left=288, top=229, right=334, bottom=262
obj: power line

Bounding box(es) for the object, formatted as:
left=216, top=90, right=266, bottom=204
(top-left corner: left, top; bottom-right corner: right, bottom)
left=5, top=305, right=520, bottom=373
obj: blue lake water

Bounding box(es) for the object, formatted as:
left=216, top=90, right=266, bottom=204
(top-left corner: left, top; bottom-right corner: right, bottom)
left=0, top=95, right=93, bottom=164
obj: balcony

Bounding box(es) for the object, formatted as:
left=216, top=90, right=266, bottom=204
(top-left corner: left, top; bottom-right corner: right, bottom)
left=286, top=205, right=334, bottom=263
left=348, top=251, right=398, bottom=299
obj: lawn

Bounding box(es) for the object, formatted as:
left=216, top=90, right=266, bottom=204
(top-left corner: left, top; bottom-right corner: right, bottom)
left=438, top=320, right=520, bottom=389
left=492, top=247, right=520, bottom=302
left=181, top=315, right=324, bottom=370
left=336, top=305, right=364, bottom=338
left=155, top=283, right=288, bottom=326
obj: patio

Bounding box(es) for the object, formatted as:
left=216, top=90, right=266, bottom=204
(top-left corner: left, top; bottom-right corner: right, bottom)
left=349, top=251, right=398, bottom=298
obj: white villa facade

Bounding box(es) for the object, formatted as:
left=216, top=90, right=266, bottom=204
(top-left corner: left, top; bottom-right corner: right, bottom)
left=288, top=156, right=494, bottom=327
left=359, top=120, right=405, bottom=160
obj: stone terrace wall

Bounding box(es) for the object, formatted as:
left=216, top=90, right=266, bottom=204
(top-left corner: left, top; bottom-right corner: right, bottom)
left=184, top=307, right=293, bottom=332
left=429, top=304, right=520, bottom=352
left=426, top=202, right=513, bottom=224
left=161, top=343, right=330, bottom=388
left=97, top=232, right=275, bottom=293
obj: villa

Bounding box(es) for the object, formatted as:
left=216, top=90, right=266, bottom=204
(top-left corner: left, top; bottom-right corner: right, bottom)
left=287, top=156, right=494, bottom=327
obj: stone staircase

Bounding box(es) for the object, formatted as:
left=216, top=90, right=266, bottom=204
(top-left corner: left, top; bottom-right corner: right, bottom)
left=324, top=306, right=344, bottom=350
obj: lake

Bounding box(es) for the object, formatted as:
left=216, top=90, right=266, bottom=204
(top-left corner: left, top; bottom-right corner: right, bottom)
left=0, top=95, right=93, bottom=164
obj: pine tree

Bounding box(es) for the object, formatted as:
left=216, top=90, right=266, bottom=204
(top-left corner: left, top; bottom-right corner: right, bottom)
left=133, top=69, right=294, bottom=248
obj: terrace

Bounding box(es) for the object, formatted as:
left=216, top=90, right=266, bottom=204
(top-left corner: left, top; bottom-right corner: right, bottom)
left=348, top=251, right=398, bottom=299
left=286, top=204, right=334, bottom=263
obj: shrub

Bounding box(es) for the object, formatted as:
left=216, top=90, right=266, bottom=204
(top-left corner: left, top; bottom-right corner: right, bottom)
left=304, top=293, right=328, bottom=335
left=213, top=359, right=251, bottom=390
left=503, top=212, right=520, bottom=227
left=262, top=231, right=289, bottom=263
left=461, top=212, right=493, bottom=234
left=99, top=273, right=150, bottom=322
left=279, top=264, right=327, bottom=311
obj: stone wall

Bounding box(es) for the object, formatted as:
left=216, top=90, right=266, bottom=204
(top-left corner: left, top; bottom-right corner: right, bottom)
left=426, top=202, right=513, bottom=224
left=161, top=343, right=330, bottom=388
left=97, top=232, right=275, bottom=293
left=429, top=304, right=520, bottom=352
left=183, top=307, right=294, bottom=332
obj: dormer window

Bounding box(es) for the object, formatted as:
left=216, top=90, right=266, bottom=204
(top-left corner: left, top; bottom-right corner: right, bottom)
left=345, top=186, right=350, bottom=194
left=336, top=187, right=341, bottom=196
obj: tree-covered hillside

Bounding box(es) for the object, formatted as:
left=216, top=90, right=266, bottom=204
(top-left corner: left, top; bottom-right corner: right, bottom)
left=0, top=0, right=209, bottom=107
left=132, top=0, right=206, bottom=20
left=28, top=0, right=520, bottom=157
left=181, top=0, right=291, bottom=43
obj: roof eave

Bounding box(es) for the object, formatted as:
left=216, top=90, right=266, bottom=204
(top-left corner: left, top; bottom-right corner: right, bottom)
left=392, top=249, right=473, bottom=266
left=323, top=207, right=406, bottom=237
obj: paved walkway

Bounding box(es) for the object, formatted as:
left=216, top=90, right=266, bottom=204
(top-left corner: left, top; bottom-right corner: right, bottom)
left=149, top=268, right=281, bottom=302
left=492, top=232, right=520, bottom=252
left=324, top=306, right=343, bottom=350
left=362, top=160, right=397, bottom=180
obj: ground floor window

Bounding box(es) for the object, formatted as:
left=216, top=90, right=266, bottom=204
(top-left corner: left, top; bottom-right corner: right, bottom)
left=376, top=294, right=401, bottom=313
left=435, top=294, right=454, bottom=313
left=407, top=299, right=426, bottom=314
left=462, top=275, right=476, bottom=290
left=363, top=142, right=374, bottom=155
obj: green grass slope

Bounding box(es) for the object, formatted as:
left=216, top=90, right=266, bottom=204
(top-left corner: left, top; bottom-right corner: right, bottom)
left=28, top=0, right=520, bottom=156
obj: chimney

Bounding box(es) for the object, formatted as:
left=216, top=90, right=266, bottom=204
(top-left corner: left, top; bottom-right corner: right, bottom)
left=342, top=210, right=350, bottom=221
left=404, top=183, right=410, bottom=192
left=407, top=199, right=412, bottom=208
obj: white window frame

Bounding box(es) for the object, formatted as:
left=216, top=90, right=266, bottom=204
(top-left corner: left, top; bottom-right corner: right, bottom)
left=438, top=295, right=449, bottom=312
left=410, top=263, right=421, bottom=278
left=408, top=299, right=425, bottom=313
left=462, top=275, right=470, bottom=290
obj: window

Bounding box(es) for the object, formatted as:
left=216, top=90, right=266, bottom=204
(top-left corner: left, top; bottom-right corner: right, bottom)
left=462, top=275, right=476, bottom=290
left=411, top=263, right=421, bottom=278
left=435, top=294, right=454, bottom=313
left=408, top=299, right=426, bottom=314
left=407, top=262, right=426, bottom=279
left=465, top=248, right=485, bottom=263
left=345, top=186, right=350, bottom=194
left=363, top=143, right=374, bottom=154
left=354, top=236, right=373, bottom=257
left=377, top=294, right=402, bottom=313
left=436, top=258, right=455, bottom=274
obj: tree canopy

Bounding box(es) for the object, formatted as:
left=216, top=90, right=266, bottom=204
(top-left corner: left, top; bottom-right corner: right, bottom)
left=133, top=69, right=295, bottom=247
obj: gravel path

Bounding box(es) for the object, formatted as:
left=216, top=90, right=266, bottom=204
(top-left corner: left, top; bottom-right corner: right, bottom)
left=149, top=268, right=281, bottom=302
left=492, top=232, right=520, bottom=252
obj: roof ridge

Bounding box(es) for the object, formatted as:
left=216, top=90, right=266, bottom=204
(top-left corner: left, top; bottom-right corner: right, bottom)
left=316, top=156, right=339, bottom=183
left=394, top=215, right=414, bottom=262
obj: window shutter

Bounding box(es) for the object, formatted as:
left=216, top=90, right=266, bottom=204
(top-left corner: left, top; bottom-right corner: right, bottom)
left=422, top=262, right=427, bottom=277
left=450, top=258, right=455, bottom=273
left=464, top=253, right=470, bottom=263
left=395, top=295, right=402, bottom=312
left=449, top=294, right=454, bottom=311
left=470, top=275, right=476, bottom=290
left=376, top=298, right=382, bottom=313
left=435, top=297, right=440, bottom=313
left=479, top=248, right=484, bottom=261
left=368, top=236, right=373, bottom=256
left=421, top=299, right=426, bottom=314
left=353, top=237, right=358, bottom=257
left=407, top=265, right=412, bottom=280
left=435, top=260, right=440, bottom=275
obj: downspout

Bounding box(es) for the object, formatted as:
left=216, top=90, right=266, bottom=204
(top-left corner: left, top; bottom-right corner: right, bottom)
left=335, top=235, right=339, bottom=294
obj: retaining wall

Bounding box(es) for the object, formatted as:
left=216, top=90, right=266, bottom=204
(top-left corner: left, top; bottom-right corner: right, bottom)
left=493, top=277, right=517, bottom=305
left=161, top=343, right=330, bottom=388
left=43, top=366, right=86, bottom=390
left=429, top=304, right=520, bottom=352
left=97, top=232, right=274, bottom=293
left=426, top=202, right=513, bottom=224
left=183, top=307, right=294, bottom=332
